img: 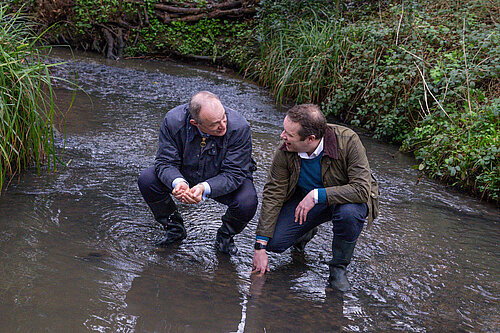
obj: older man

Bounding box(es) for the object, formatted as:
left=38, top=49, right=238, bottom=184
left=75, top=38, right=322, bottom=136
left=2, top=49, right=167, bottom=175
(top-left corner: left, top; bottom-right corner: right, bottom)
left=252, top=104, right=379, bottom=291
left=138, top=91, right=257, bottom=255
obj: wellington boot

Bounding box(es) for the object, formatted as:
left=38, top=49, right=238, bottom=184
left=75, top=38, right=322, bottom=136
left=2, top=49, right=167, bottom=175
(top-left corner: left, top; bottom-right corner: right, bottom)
left=215, top=231, right=237, bottom=255
left=292, top=227, right=318, bottom=254
left=215, top=210, right=247, bottom=255
left=328, top=237, right=357, bottom=292
left=154, top=211, right=187, bottom=247
left=147, top=198, right=186, bottom=247
left=329, top=266, right=350, bottom=292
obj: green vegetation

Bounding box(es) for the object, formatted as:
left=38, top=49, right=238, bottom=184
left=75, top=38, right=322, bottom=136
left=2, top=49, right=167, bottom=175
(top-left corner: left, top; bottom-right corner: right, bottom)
left=36, top=0, right=255, bottom=67
left=0, top=4, right=62, bottom=192
left=127, top=18, right=252, bottom=66
left=402, top=99, right=499, bottom=201
left=249, top=18, right=350, bottom=105
left=249, top=0, right=499, bottom=203
left=9, top=0, right=499, bottom=203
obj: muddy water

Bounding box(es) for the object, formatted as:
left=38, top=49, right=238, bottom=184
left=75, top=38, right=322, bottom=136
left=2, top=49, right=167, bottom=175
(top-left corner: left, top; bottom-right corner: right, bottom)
left=0, top=49, right=498, bottom=332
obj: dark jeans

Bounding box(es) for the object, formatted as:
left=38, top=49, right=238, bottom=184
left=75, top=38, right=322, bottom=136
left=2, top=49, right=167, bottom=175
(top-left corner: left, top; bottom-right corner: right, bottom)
left=267, top=192, right=367, bottom=253
left=138, top=166, right=258, bottom=226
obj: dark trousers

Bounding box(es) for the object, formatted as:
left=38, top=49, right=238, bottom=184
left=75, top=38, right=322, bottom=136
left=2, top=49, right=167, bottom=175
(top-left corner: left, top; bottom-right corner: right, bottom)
left=267, top=192, right=367, bottom=253
left=137, top=166, right=258, bottom=231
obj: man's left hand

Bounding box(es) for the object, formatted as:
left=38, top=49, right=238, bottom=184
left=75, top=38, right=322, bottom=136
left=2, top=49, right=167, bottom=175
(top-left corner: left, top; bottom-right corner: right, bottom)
left=251, top=249, right=269, bottom=275
left=295, top=190, right=315, bottom=225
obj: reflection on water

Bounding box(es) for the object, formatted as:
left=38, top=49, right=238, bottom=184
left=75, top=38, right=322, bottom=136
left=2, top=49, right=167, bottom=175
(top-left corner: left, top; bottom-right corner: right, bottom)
left=0, top=48, right=498, bottom=332
left=125, top=258, right=244, bottom=332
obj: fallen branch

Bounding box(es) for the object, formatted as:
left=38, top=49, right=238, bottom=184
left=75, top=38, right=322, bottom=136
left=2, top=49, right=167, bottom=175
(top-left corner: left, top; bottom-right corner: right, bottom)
left=156, top=0, right=244, bottom=10
left=156, top=0, right=199, bottom=8
left=154, top=4, right=201, bottom=14
left=177, top=7, right=256, bottom=22
left=170, top=49, right=222, bottom=62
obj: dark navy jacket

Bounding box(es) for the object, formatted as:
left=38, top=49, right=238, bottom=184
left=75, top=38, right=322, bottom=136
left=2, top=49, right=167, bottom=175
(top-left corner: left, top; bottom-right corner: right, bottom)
left=154, top=103, right=254, bottom=198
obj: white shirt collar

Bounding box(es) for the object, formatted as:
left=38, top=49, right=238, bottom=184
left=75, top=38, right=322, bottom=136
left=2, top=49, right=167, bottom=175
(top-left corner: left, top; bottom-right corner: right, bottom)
left=298, top=138, right=324, bottom=159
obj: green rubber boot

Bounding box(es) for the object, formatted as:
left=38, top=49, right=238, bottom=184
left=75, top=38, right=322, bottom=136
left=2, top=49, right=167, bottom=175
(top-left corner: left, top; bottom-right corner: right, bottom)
left=292, top=227, right=318, bottom=254
left=328, top=237, right=357, bottom=292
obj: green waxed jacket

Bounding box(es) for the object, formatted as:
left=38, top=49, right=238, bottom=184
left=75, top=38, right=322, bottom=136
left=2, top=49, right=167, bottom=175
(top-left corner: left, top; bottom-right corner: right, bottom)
left=256, top=124, right=379, bottom=238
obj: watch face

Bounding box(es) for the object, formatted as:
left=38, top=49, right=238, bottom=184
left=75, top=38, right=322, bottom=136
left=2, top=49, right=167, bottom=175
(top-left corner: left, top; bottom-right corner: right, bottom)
left=254, top=242, right=266, bottom=250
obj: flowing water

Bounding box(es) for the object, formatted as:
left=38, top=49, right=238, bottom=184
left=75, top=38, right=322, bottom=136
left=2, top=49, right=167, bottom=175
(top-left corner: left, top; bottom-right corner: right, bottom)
left=0, top=49, right=498, bottom=332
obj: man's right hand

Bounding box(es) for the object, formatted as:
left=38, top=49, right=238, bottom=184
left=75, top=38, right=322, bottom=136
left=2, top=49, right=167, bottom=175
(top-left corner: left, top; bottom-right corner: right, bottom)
left=172, top=182, right=189, bottom=201
left=251, top=249, right=270, bottom=275
left=183, top=184, right=204, bottom=204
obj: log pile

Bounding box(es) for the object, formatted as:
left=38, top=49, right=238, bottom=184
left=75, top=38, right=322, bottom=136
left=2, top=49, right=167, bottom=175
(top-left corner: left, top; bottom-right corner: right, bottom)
left=32, top=0, right=259, bottom=59
left=152, top=0, right=257, bottom=23
left=120, top=0, right=259, bottom=24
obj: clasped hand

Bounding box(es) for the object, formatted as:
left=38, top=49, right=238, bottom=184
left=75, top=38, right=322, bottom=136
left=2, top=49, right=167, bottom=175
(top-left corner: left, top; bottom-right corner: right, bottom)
left=172, top=182, right=204, bottom=204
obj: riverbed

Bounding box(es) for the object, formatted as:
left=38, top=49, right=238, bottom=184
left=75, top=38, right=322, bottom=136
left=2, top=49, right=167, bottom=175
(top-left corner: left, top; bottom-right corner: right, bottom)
left=0, top=49, right=498, bottom=332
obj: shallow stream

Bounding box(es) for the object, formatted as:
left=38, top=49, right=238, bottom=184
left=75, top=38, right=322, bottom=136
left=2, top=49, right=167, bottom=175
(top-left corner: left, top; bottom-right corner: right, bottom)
left=0, top=49, right=498, bottom=332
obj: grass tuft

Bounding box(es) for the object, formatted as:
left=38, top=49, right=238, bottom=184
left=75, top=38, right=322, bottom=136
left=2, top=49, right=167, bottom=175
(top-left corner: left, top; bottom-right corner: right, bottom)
left=249, top=17, right=352, bottom=105
left=0, top=4, right=63, bottom=193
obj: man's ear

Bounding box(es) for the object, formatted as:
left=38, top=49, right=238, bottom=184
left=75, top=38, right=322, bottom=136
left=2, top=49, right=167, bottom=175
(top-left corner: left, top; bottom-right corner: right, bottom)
left=190, top=119, right=198, bottom=126
left=307, top=135, right=316, bottom=143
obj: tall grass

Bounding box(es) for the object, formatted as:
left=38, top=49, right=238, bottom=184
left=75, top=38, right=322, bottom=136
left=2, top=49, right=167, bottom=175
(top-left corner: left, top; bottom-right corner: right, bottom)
left=0, top=4, right=62, bottom=193
left=250, top=17, right=352, bottom=104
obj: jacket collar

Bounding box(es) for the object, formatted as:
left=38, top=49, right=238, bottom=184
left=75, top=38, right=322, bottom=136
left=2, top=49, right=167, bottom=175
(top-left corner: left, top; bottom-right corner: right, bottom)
left=280, top=126, right=338, bottom=159
left=323, top=126, right=338, bottom=159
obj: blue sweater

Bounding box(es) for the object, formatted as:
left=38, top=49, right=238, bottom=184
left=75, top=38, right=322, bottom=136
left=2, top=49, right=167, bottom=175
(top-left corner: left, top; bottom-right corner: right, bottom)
left=297, top=153, right=326, bottom=203
left=256, top=152, right=327, bottom=242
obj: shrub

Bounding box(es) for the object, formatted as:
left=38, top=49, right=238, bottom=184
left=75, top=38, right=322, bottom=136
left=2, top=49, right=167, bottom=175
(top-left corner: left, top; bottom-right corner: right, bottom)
left=248, top=16, right=351, bottom=104
left=402, top=98, right=499, bottom=202
left=251, top=0, right=499, bottom=202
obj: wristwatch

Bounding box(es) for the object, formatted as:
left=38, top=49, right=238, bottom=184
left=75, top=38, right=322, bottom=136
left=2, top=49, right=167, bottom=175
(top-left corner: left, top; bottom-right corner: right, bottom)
left=254, top=242, right=267, bottom=250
